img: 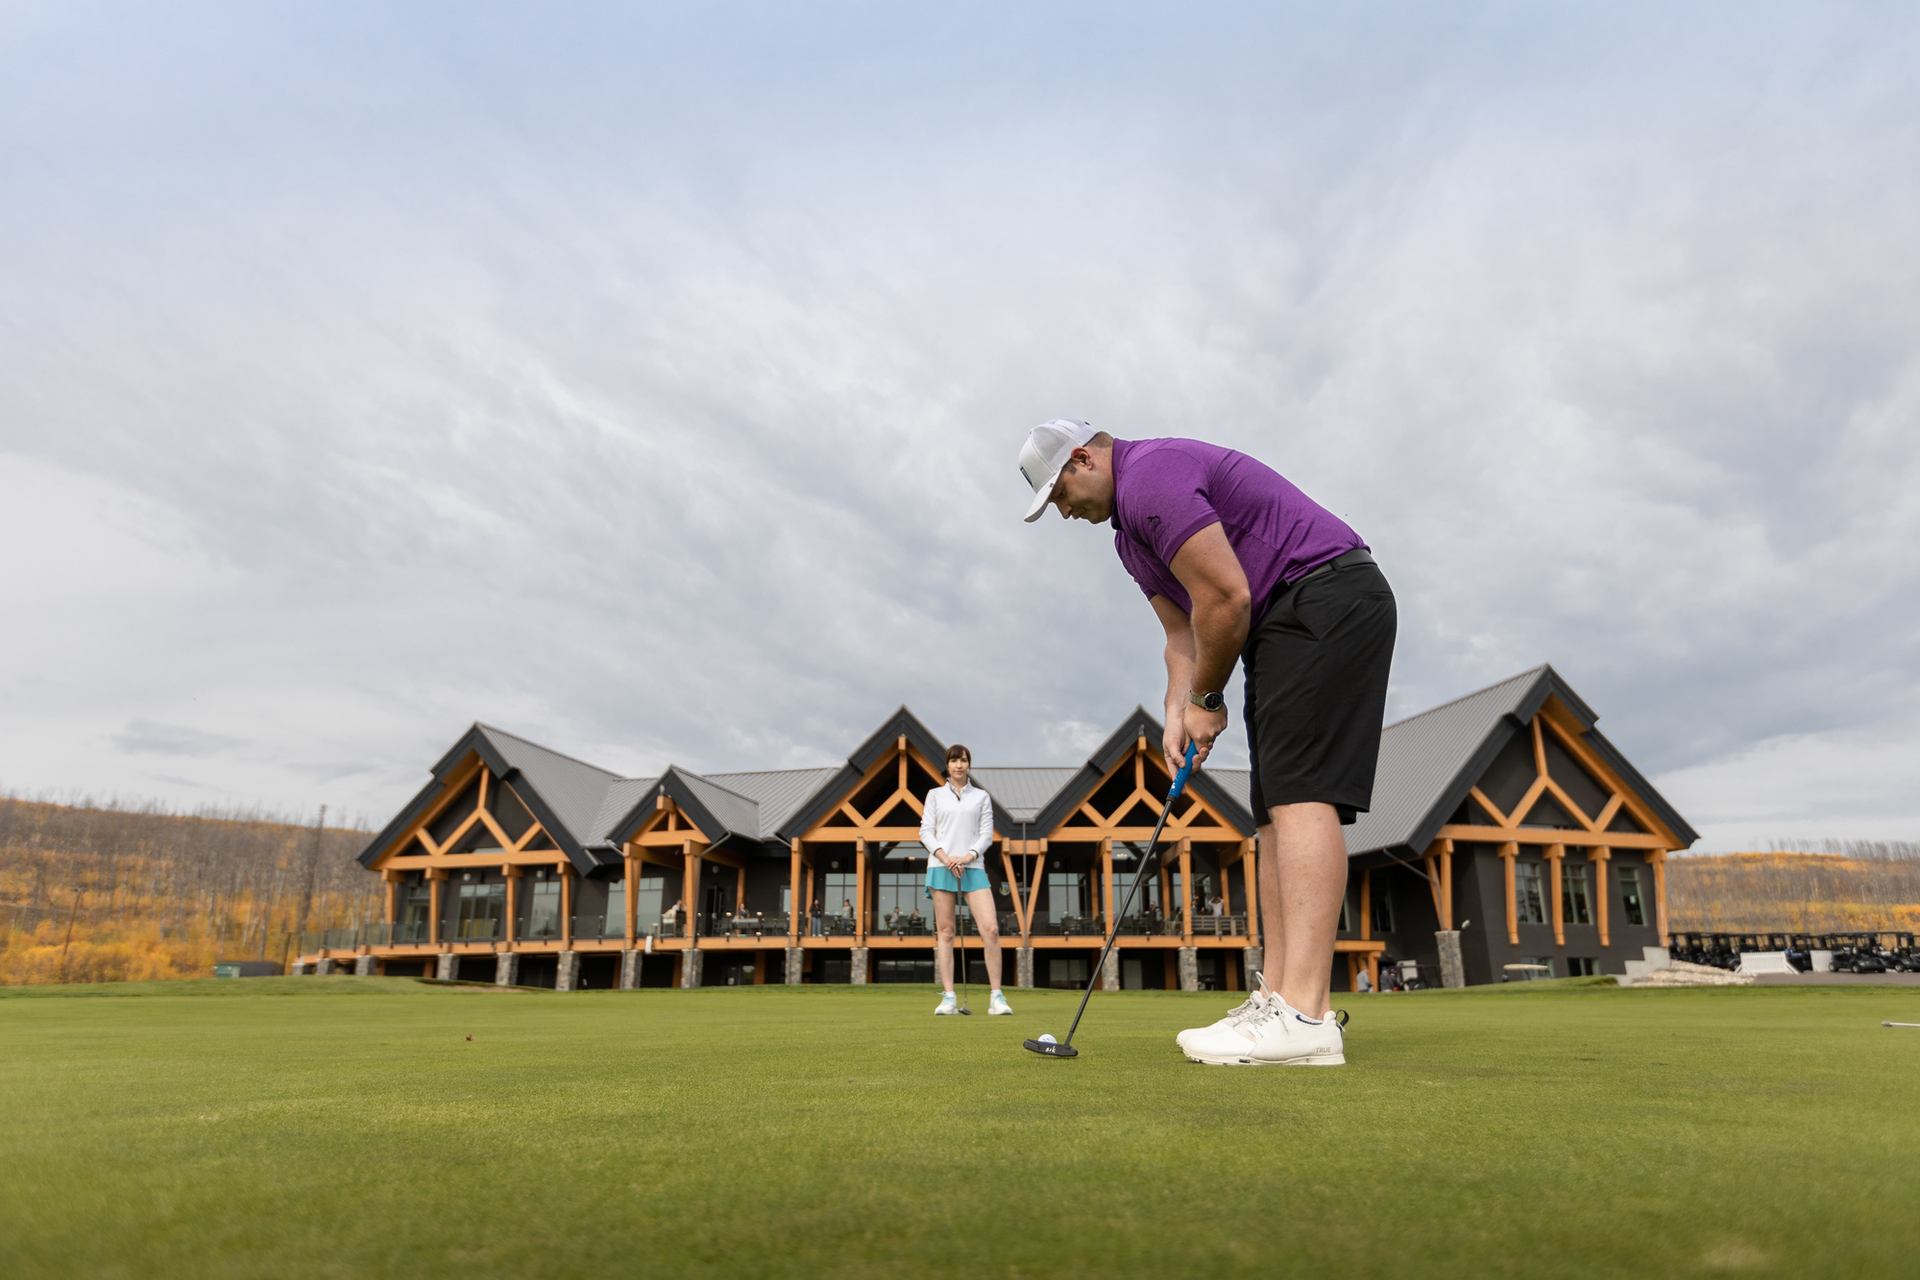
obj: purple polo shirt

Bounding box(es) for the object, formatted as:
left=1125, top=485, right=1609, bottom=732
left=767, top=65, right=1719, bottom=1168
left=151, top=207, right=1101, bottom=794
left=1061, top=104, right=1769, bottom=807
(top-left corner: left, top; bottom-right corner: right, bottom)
left=1110, top=437, right=1365, bottom=613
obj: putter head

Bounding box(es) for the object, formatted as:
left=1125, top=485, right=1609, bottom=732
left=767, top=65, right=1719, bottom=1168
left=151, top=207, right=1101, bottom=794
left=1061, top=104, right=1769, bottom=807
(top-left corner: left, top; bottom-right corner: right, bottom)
left=1022, top=1037, right=1078, bottom=1058
left=958, top=1007, right=972, bottom=1015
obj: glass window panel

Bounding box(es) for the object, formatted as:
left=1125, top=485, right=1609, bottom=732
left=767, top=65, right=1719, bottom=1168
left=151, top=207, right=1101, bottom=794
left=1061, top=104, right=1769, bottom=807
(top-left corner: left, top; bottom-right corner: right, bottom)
left=1618, top=866, right=1646, bottom=926
left=876, top=871, right=921, bottom=928
left=1047, top=872, right=1089, bottom=923
left=1370, top=884, right=1395, bottom=934
left=1562, top=864, right=1593, bottom=925
left=525, top=880, right=561, bottom=939
left=1516, top=862, right=1548, bottom=925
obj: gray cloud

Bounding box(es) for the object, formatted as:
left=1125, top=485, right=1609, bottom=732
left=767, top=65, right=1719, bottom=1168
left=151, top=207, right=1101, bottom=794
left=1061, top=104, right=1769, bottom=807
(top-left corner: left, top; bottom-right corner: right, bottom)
left=2, top=5, right=1916, bottom=851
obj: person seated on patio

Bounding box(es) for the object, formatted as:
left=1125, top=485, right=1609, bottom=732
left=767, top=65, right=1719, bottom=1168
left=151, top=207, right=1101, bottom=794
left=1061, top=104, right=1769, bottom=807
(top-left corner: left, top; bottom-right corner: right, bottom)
left=1207, top=894, right=1225, bottom=916
left=909, top=907, right=924, bottom=929
left=660, top=899, right=682, bottom=931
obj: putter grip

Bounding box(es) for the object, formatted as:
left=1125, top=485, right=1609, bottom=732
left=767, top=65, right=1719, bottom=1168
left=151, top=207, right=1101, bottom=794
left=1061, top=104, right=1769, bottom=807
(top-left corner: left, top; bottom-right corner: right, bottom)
left=1166, top=741, right=1198, bottom=800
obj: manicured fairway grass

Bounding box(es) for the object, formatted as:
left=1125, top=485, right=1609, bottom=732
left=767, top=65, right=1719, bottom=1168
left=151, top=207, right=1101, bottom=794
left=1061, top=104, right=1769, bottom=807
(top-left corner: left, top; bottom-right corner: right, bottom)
left=3, top=978, right=1917, bottom=1279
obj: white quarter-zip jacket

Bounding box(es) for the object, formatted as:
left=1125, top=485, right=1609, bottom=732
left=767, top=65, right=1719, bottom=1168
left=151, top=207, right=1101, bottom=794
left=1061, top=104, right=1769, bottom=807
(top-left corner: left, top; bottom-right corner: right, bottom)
left=919, top=781, right=995, bottom=869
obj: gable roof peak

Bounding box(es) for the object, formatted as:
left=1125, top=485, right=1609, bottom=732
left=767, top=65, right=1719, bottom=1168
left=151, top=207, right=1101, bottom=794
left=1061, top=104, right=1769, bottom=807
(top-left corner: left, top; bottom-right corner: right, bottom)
left=1382, top=665, right=1552, bottom=731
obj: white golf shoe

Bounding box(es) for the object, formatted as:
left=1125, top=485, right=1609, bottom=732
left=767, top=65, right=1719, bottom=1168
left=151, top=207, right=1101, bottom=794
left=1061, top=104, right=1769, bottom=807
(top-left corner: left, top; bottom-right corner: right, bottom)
left=934, top=992, right=960, bottom=1016
left=987, top=990, right=1013, bottom=1016
left=1183, top=999, right=1348, bottom=1067
left=1174, top=972, right=1272, bottom=1051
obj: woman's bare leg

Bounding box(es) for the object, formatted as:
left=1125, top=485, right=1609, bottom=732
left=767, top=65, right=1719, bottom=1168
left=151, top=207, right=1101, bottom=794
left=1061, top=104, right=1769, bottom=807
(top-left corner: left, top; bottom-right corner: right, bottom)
left=964, top=886, right=1003, bottom=990
left=932, top=889, right=958, bottom=993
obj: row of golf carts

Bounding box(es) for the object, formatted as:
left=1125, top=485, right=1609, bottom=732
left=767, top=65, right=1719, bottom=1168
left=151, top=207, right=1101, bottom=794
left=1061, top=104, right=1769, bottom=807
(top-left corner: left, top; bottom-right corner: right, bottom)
left=1667, top=931, right=1920, bottom=974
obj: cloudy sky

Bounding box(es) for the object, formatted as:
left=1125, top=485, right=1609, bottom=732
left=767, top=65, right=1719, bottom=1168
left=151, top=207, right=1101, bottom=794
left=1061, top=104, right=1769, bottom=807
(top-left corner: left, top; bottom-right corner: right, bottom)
left=3, top=3, right=1916, bottom=851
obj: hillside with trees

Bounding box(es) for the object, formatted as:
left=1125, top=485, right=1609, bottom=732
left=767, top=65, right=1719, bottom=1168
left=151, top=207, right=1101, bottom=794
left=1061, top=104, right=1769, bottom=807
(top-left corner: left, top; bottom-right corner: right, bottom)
left=3, top=794, right=1917, bottom=984
left=1667, top=840, right=1920, bottom=934
left=0, top=795, right=377, bottom=985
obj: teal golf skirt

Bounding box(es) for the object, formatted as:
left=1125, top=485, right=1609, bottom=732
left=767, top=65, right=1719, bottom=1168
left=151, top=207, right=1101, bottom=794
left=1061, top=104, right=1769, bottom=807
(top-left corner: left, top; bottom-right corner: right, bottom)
left=925, top=865, right=991, bottom=898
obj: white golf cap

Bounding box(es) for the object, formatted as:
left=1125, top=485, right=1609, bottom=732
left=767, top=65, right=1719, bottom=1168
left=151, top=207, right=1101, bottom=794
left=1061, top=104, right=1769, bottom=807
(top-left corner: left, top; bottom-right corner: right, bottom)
left=1017, top=418, right=1097, bottom=522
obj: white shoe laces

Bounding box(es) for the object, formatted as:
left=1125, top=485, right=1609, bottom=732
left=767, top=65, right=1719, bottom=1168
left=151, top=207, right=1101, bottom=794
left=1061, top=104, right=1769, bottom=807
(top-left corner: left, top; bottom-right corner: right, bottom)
left=1224, top=974, right=1273, bottom=1025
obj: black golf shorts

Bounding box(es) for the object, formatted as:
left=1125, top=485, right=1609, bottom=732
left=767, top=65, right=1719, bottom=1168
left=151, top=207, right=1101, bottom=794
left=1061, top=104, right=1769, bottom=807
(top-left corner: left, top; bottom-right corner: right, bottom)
left=1242, top=556, right=1397, bottom=825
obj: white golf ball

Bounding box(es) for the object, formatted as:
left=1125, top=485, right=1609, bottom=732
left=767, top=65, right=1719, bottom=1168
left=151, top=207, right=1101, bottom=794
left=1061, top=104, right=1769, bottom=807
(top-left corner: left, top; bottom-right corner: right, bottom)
left=1038, top=1033, right=1057, bottom=1044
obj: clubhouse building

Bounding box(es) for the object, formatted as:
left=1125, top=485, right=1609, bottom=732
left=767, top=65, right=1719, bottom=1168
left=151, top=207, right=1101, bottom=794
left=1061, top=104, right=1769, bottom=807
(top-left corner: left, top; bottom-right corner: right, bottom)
left=302, top=664, right=1697, bottom=991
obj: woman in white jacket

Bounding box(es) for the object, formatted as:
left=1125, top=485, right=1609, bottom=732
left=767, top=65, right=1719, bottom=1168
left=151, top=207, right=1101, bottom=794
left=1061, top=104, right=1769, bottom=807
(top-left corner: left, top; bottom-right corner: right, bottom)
left=920, top=744, right=1012, bottom=1016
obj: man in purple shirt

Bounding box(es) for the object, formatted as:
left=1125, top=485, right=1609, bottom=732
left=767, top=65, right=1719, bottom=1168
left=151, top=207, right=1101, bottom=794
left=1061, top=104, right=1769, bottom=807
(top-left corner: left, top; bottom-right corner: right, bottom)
left=1018, top=418, right=1396, bottom=1067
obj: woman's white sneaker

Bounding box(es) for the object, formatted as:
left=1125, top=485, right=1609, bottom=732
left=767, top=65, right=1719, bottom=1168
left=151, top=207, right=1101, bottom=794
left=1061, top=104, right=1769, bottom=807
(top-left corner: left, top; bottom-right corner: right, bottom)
left=1183, top=1000, right=1346, bottom=1066
left=934, top=992, right=959, bottom=1016
left=987, top=990, right=1013, bottom=1016
left=1174, top=973, right=1272, bottom=1051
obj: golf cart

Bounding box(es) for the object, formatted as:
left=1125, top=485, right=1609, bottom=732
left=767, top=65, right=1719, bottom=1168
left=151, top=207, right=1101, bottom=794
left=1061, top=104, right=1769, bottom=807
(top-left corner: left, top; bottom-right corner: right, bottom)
left=1828, top=934, right=1889, bottom=974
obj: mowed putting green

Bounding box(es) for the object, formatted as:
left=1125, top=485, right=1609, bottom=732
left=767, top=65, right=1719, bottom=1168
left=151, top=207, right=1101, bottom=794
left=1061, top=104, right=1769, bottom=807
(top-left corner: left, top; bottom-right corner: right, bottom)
left=3, top=979, right=1917, bottom=1279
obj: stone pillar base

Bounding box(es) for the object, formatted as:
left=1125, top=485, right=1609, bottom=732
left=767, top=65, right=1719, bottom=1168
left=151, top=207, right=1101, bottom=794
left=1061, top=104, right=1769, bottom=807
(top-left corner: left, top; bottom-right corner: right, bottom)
left=851, top=947, right=869, bottom=985
left=784, top=947, right=804, bottom=985
left=620, top=949, right=640, bottom=990
left=353, top=955, right=374, bottom=976
left=1100, top=949, right=1120, bottom=992
left=556, top=951, right=580, bottom=992
left=435, top=953, right=457, bottom=981
left=316, top=957, right=336, bottom=976
left=1178, top=946, right=1200, bottom=992
left=1016, top=946, right=1034, bottom=990
left=1435, top=929, right=1464, bottom=989
left=680, top=948, right=704, bottom=989
left=1242, top=946, right=1263, bottom=988
left=495, top=953, right=520, bottom=987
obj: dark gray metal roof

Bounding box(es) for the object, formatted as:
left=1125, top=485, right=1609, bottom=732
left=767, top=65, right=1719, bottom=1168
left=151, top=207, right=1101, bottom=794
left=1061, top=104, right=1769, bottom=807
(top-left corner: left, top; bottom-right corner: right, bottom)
left=477, top=724, right=625, bottom=852
left=586, top=777, right=659, bottom=845
left=703, top=768, right=844, bottom=838
left=674, top=771, right=764, bottom=841
left=361, top=669, right=1695, bottom=874
left=1028, top=707, right=1258, bottom=834
left=1344, top=667, right=1549, bottom=855
left=969, top=768, right=1081, bottom=824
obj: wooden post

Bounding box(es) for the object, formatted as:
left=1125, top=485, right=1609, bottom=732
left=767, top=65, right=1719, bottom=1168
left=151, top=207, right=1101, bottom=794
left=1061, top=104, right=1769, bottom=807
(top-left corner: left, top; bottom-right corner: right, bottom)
left=1242, top=838, right=1260, bottom=946
left=1651, top=850, right=1669, bottom=938
left=1360, top=867, right=1372, bottom=941
left=1546, top=844, right=1565, bottom=947
left=1501, top=842, right=1518, bottom=945
left=624, top=852, right=638, bottom=945
left=1179, top=839, right=1194, bottom=944
left=735, top=864, right=746, bottom=912
left=1440, top=840, right=1455, bottom=931
left=683, top=842, right=699, bottom=941
left=428, top=870, right=445, bottom=947
left=1592, top=846, right=1611, bottom=948
left=1025, top=847, right=1048, bottom=936
left=384, top=873, right=399, bottom=925
left=789, top=840, right=803, bottom=943
left=1367, top=953, right=1380, bottom=992
left=560, top=867, right=573, bottom=948
left=856, top=839, right=868, bottom=943
left=503, top=868, right=519, bottom=946
left=1000, top=847, right=1027, bottom=937
left=1100, top=839, right=1114, bottom=927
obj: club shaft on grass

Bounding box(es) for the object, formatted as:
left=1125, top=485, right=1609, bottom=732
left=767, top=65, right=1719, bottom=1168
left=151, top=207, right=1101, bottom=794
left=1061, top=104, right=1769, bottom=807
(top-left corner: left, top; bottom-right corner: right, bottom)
left=1059, top=743, right=1196, bottom=1048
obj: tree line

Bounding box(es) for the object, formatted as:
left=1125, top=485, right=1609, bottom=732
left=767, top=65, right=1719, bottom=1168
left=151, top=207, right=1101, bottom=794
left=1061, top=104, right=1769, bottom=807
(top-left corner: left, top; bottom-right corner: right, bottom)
left=0, top=793, right=379, bottom=985
left=3, top=790, right=1916, bottom=982
left=1667, top=848, right=1920, bottom=934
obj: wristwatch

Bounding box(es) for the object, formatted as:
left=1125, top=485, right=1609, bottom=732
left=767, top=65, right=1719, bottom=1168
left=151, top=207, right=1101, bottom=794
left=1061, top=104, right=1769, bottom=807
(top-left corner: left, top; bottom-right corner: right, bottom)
left=1188, top=690, right=1226, bottom=712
